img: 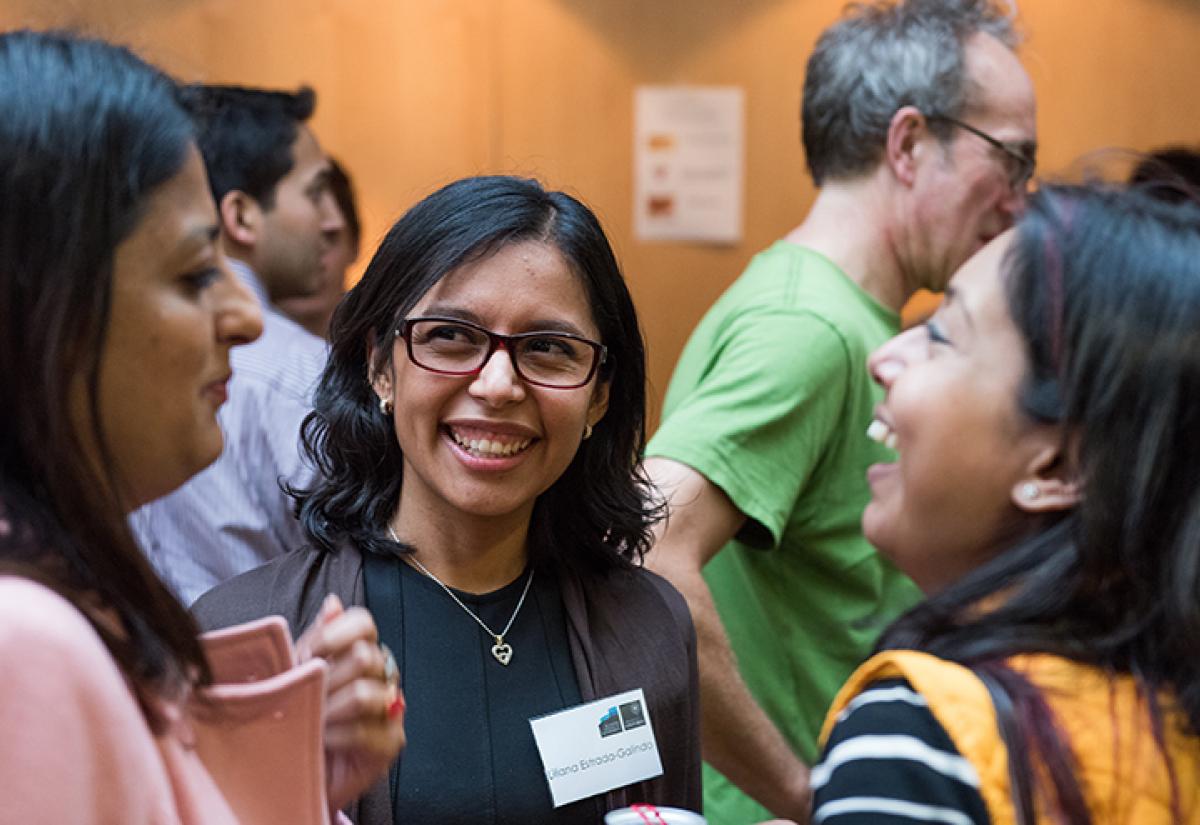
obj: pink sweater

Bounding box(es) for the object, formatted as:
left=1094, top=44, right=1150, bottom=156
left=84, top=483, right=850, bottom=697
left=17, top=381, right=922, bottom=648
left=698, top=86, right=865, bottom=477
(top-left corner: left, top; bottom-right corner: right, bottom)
left=0, top=576, right=337, bottom=824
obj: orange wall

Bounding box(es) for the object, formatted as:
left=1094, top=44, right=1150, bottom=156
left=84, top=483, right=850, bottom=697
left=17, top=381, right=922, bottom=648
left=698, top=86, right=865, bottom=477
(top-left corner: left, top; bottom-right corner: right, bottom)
left=3, top=0, right=1199, bottom=423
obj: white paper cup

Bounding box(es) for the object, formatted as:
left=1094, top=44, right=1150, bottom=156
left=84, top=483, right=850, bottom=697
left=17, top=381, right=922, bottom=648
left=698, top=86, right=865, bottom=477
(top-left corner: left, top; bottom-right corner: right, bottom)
left=605, top=805, right=707, bottom=825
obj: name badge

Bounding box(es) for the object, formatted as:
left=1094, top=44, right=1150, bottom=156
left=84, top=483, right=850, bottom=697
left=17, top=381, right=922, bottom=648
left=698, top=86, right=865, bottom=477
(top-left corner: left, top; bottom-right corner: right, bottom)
left=530, top=688, right=663, bottom=807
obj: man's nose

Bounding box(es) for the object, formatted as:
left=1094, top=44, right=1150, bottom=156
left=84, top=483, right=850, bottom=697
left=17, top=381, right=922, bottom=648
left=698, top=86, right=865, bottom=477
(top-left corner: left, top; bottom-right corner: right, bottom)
left=319, top=189, right=345, bottom=233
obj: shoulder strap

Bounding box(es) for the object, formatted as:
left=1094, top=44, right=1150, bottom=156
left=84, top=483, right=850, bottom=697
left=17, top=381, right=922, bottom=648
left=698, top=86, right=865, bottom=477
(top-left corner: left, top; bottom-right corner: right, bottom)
left=824, top=650, right=1044, bottom=825
left=975, top=667, right=1037, bottom=825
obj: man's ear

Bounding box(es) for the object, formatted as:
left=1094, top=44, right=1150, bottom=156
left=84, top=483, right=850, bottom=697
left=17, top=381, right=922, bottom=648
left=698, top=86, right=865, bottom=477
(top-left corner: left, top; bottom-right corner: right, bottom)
left=885, top=106, right=929, bottom=187
left=1011, top=440, right=1081, bottom=514
left=218, top=190, right=262, bottom=249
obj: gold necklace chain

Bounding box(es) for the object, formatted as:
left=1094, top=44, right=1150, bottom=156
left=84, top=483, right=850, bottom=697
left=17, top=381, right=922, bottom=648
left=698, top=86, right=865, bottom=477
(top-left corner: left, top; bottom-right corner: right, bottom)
left=386, top=525, right=533, bottom=666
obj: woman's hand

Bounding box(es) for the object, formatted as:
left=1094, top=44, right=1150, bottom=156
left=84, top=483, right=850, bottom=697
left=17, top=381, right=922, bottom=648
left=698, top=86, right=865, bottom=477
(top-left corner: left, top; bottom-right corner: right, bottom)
left=297, top=595, right=406, bottom=814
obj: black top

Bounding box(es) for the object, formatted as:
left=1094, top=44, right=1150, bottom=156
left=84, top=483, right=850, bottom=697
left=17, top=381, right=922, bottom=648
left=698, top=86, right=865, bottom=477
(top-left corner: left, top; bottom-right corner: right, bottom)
left=364, top=552, right=602, bottom=824
left=810, top=677, right=991, bottom=825
left=191, top=542, right=702, bottom=823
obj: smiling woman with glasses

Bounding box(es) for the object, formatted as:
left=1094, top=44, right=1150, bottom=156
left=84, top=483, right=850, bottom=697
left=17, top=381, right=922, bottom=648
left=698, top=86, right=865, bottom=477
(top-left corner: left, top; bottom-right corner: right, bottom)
left=192, top=175, right=702, bottom=824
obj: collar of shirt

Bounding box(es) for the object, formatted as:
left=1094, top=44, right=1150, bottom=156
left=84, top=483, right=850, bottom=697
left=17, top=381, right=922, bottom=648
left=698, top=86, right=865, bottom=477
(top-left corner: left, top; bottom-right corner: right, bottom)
left=227, top=258, right=271, bottom=309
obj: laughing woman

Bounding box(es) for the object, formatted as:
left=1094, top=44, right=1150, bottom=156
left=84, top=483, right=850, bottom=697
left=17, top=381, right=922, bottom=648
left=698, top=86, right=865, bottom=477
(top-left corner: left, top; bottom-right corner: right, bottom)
left=810, top=185, right=1200, bottom=823
left=194, top=175, right=700, bottom=824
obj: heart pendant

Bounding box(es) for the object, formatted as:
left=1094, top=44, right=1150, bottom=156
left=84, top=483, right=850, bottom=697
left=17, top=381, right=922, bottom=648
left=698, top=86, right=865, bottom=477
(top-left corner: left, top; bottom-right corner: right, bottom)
left=491, top=642, right=513, bottom=665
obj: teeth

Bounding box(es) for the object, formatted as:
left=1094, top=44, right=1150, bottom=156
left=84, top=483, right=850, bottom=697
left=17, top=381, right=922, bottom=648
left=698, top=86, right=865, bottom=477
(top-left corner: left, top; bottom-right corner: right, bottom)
left=451, top=430, right=532, bottom=458
left=867, top=419, right=899, bottom=451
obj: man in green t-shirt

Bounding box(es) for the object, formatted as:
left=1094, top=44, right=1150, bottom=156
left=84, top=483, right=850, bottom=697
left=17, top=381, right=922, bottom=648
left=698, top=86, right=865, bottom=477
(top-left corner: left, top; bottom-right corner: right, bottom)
left=644, top=2, right=1038, bottom=823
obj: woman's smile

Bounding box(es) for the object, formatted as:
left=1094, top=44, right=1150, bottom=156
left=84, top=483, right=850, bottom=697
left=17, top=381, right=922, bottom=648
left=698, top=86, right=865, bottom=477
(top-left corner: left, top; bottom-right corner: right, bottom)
left=443, top=421, right=539, bottom=466
left=380, top=240, right=609, bottom=524
left=862, top=233, right=1051, bottom=594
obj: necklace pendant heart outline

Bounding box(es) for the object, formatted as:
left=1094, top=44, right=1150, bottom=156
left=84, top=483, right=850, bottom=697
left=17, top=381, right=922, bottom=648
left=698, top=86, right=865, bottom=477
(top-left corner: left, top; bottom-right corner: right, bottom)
left=388, top=525, right=531, bottom=668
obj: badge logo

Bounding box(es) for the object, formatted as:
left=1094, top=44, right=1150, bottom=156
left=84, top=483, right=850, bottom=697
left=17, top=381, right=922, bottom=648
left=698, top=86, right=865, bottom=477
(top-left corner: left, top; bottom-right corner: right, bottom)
left=619, top=700, right=646, bottom=730
left=598, top=706, right=623, bottom=738
left=598, top=700, right=646, bottom=738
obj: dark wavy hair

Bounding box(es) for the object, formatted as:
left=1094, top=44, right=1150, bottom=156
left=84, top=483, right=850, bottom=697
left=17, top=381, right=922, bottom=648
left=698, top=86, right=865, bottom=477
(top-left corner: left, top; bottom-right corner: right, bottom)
left=293, top=175, right=661, bottom=576
left=880, top=184, right=1200, bottom=822
left=0, top=31, right=209, bottom=726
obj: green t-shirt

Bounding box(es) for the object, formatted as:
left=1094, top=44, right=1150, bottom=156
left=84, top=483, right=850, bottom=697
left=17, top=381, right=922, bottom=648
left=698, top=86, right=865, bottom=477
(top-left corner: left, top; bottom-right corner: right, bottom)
left=646, top=241, right=923, bottom=825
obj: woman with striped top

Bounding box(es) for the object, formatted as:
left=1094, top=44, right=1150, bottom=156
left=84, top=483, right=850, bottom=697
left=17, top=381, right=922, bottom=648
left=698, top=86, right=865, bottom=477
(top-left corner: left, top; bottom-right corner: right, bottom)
left=810, top=184, right=1200, bottom=824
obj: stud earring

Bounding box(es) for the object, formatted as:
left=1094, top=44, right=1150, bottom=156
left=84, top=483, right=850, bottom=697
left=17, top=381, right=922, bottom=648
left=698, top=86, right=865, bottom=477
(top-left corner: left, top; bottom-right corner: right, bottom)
left=379, top=396, right=394, bottom=416
left=583, top=423, right=594, bottom=440
left=1021, top=482, right=1040, bottom=501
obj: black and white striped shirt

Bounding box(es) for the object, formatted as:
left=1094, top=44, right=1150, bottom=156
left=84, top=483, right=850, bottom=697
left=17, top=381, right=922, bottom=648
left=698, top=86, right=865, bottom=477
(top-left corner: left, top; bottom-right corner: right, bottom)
left=811, top=678, right=991, bottom=825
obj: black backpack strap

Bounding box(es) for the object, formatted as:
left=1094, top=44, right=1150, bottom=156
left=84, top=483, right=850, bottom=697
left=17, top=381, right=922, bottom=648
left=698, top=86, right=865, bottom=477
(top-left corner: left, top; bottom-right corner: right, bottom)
left=975, top=666, right=1038, bottom=825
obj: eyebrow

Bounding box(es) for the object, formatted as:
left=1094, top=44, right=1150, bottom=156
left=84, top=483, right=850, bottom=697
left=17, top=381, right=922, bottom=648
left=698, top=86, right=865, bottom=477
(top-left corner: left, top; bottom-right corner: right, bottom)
left=173, top=223, right=220, bottom=259
left=418, top=304, right=590, bottom=337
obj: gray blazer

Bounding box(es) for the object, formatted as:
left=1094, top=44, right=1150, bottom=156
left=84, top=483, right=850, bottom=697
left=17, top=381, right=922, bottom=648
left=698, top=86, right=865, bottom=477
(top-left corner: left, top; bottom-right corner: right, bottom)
left=193, top=544, right=701, bottom=823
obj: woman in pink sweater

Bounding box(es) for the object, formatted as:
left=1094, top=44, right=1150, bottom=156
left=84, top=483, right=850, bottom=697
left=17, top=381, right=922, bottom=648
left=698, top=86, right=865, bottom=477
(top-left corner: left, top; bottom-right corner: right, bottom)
left=0, top=31, right=404, bottom=823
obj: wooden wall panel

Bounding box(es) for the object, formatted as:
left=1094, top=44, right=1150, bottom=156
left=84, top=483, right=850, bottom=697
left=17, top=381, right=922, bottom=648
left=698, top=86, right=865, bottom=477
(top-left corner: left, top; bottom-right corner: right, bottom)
left=489, top=0, right=836, bottom=411
left=1023, top=0, right=1200, bottom=172
left=2, top=0, right=1198, bottom=423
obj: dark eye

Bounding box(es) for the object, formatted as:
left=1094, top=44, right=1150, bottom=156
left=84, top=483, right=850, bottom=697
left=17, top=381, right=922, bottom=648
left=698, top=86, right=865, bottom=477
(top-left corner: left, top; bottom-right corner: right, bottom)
left=523, top=335, right=577, bottom=357
left=181, top=267, right=220, bottom=295
left=1002, top=155, right=1024, bottom=185
left=419, top=322, right=485, bottom=346
left=925, top=319, right=952, bottom=347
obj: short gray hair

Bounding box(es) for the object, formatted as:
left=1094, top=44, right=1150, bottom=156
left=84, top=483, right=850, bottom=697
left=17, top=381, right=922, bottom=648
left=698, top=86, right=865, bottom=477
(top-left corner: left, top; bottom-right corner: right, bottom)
left=801, top=0, right=1020, bottom=186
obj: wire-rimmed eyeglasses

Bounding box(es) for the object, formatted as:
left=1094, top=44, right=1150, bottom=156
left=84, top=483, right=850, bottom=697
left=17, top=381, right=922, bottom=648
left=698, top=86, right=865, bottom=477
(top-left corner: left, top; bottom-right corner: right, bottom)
left=396, top=316, right=608, bottom=390
left=926, top=113, right=1036, bottom=190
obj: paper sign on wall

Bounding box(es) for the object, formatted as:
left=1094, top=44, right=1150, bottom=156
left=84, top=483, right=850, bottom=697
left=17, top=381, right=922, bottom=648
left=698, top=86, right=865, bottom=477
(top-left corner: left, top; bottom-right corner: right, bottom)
left=634, top=85, right=744, bottom=244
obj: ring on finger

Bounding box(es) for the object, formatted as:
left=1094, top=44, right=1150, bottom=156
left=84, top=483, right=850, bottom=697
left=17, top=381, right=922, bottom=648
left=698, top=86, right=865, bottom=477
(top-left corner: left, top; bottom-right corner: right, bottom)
left=380, top=642, right=399, bottom=686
